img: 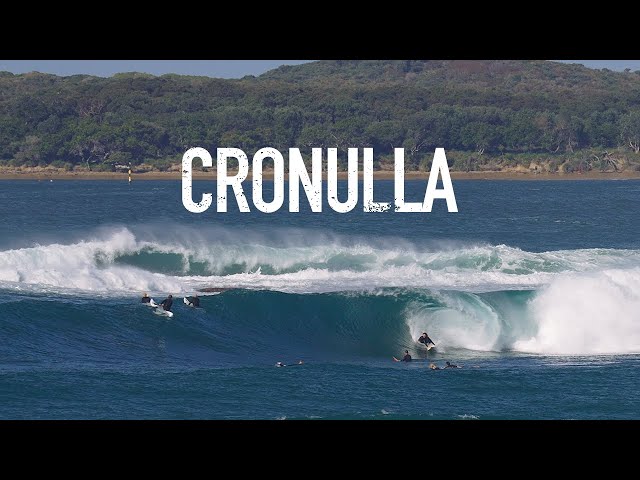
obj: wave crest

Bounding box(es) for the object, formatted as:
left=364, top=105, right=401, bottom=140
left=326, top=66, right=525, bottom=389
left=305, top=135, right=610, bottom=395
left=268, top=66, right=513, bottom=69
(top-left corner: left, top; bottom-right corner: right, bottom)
left=1, top=226, right=638, bottom=295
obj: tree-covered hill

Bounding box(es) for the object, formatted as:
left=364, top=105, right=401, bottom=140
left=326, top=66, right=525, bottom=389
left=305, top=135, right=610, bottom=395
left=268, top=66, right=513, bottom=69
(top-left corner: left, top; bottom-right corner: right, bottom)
left=1, top=60, right=640, bottom=172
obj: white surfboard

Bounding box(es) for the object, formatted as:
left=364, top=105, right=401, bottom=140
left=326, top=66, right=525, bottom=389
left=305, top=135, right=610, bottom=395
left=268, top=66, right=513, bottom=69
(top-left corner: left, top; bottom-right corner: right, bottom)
left=153, top=307, right=173, bottom=318
left=146, top=299, right=157, bottom=308
left=184, top=297, right=194, bottom=307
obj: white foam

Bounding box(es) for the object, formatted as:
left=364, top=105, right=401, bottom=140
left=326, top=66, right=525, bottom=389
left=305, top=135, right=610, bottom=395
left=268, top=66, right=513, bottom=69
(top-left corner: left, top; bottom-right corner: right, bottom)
left=0, top=229, right=185, bottom=295
left=1, top=226, right=640, bottom=310
left=400, top=269, right=640, bottom=356
left=514, top=268, right=640, bottom=355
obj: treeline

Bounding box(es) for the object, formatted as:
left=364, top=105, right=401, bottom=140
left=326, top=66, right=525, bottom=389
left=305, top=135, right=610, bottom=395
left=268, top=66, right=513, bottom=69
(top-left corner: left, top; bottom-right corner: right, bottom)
left=1, top=60, right=640, bottom=172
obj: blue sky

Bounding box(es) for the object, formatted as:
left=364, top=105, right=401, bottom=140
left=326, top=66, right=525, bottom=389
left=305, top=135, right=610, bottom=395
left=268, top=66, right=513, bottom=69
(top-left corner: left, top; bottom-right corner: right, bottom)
left=557, top=60, right=640, bottom=71
left=0, top=60, right=311, bottom=78
left=0, top=60, right=639, bottom=78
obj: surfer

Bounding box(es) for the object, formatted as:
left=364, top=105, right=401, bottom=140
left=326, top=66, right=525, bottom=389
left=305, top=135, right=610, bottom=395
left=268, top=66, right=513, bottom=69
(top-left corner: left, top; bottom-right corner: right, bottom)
left=401, top=350, right=412, bottom=362
left=429, top=363, right=440, bottom=370
left=418, top=332, right=435, bottom=347
left=141, top=293, right=152, bottom=304
left=444, top=361, right=459, bottom=369
left=276, top=361, right=304, bottom=367
left=159, top=294, right=173, bottom=312
left=185, top=294, right=200, bottom=307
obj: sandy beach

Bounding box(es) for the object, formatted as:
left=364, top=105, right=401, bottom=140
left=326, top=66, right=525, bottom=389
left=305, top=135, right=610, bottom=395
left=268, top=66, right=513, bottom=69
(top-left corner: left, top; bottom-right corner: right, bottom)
left=2, top=169, right=640, bottom=181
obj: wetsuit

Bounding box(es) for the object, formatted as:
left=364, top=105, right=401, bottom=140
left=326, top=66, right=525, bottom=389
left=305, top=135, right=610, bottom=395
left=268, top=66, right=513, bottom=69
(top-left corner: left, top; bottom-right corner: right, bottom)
left=444, top=364, right=458, bottom=369
left=141, top=297, right=151, bottom=304
left=401, top=354, right=412, bottom=362
left=187, top=296, right=200, bottom=307
left=160, top=297, right=173, bottom=311
left=419, top=335, right=434, bottom=346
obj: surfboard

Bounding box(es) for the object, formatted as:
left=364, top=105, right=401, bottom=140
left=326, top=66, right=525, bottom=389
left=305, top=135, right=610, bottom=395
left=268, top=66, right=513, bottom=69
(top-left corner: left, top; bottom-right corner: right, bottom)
left=392, top=357, right=400, bottom=362
left=143, top=299, right=157, bottom=307
left=153, top=307, right=173, bottom=318
left=184, top=297, right=204, bottom=309
left=426, top=344, right=435, bottom=351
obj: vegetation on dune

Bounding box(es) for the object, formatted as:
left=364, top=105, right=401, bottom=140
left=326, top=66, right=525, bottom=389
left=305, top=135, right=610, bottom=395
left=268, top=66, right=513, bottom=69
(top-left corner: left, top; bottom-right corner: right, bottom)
left=1, top=60, right=640, bottom=172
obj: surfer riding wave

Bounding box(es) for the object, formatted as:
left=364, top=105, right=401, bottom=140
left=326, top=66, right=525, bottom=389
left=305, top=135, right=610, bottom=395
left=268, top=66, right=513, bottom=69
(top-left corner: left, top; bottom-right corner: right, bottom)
left=418, top=332, right=435, bottom=348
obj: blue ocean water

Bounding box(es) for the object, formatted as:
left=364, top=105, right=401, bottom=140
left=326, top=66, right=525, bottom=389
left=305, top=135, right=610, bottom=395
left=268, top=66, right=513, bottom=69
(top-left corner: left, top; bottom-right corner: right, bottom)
left=1, top=179, right=639, bottom=419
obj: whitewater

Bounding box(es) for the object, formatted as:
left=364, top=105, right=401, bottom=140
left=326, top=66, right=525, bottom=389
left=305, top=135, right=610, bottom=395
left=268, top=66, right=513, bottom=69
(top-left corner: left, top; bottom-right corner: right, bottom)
left=2, top=226, right=640, bottom=355
left=2, top=179, right=639, bottom=419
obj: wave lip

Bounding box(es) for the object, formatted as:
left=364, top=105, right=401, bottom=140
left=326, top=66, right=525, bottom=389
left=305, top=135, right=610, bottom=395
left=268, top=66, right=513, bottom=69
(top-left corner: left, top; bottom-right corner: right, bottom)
left=2, top=273, right=640, bottom=359
left=1, top=225, right=640, bottom=358
left=0, top=229, right=184, bottom=295
left=2, top=225, right=640, bottom=296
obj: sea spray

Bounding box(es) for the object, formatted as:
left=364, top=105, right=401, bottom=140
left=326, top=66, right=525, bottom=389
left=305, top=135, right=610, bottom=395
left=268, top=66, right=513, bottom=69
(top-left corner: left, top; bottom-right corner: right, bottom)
left=1, top=225, right=640, bottom=295
left=515, top=269, right=640, bottom=354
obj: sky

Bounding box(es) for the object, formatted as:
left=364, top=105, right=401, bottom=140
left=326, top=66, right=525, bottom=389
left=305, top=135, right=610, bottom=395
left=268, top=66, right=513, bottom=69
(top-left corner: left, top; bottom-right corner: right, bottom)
left=557, top=60, right=640, bottom=71
left=0, top=60, right=639, bottom=78
left=0, top=60, right=312, bottom=78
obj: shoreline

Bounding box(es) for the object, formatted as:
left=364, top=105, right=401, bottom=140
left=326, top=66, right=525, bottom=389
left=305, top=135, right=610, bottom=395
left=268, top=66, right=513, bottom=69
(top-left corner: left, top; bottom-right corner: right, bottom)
left=1, top=170, right=640, bottom=181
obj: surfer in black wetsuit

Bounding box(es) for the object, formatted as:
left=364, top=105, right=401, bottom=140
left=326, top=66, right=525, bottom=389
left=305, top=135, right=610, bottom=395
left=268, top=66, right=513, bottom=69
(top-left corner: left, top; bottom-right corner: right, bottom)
left=418, top=332, right=435, bottom=347
left=401, top=350, right=412, bottom=362
left=160, top=295, right=173, bottom=312
left=141, top=293, right=151, bottom=304
left=186, top=294, right=200, bottom=307
left=444, top=361, right=459, bottom=369
left=276, top=361, right=304, bottom=367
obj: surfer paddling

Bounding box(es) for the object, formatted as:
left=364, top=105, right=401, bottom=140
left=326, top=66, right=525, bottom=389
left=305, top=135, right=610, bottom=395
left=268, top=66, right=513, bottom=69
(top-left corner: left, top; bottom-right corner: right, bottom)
left=276, top=361, right=304, bottom=367
left=428, top=362, right=461, bottom=370
left=184, top=294, right=200, bottom=307
left=141, top=293, right=158, bottom=307
left=159, top=294, right=173, bottom=312
left=393, top=350, right=413, bottom=362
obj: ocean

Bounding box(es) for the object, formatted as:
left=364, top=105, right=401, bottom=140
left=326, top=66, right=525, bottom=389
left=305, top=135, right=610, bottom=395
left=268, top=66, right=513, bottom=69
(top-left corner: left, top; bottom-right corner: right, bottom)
left=1, top=179, right=639, bottom=419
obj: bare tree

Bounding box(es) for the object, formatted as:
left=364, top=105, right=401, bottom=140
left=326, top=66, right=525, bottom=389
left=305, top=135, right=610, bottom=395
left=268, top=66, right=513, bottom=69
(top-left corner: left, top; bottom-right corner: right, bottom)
left=77, top=100, right=106, bottom=120
left=592, top=151, right=619, bottom=172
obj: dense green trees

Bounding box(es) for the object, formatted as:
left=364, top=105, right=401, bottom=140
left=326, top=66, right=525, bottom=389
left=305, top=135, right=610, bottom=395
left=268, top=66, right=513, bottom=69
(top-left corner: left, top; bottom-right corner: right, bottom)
left=1, top=61, right=640, bottom=171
